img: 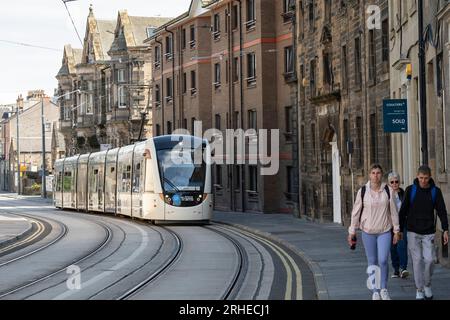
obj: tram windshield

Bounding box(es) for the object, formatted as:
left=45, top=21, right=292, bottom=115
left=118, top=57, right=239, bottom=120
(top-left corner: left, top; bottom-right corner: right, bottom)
left=157, top=148, right=206, bottom=193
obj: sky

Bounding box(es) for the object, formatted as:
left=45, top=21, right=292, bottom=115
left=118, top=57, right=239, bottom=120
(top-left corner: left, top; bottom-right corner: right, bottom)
left=0, top=0, right=191, bottom=104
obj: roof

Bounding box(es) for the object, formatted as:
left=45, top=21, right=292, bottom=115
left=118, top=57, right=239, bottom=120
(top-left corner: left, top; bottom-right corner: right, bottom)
left=96, top=19, right=116, bottom=60
left=109, top=12, right=172, bottom=53
left=56, top=45, right=83, bottom=78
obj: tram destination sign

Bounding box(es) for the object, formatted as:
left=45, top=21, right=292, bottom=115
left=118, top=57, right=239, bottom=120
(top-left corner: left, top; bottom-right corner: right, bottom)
left=383, top=99, right=408, bottom=133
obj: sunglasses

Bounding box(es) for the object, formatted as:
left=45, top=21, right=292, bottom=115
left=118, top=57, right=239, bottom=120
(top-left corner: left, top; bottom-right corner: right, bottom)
left=390, top=180, right=399, bottom=184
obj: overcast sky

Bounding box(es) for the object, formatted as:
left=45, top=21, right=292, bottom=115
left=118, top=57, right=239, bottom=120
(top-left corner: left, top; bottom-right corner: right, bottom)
left=0, top=0, right=191, bottom=104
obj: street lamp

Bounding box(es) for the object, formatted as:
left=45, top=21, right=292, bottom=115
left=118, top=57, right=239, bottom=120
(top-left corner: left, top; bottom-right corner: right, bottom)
left=41, top=89, right=80, bottom=198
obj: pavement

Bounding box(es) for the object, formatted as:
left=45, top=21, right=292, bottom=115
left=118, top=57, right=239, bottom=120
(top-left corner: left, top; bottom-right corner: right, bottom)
left=213, top=211, right=450, bottom=300
left=1, top=192, right=449, bottom=300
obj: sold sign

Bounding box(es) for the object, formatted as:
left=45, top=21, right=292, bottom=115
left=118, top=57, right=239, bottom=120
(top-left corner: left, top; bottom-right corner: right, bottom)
left=383, top=99, right=408, bottom=133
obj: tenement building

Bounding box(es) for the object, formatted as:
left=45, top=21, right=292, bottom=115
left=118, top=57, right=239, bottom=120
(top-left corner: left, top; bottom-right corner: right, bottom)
left=297, top=0, right=391, bottom=223
left=148, top=0, right=299, bottom=214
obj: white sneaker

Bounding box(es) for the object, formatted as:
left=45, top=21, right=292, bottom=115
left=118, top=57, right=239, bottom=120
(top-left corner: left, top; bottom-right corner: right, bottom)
left=372, top=292, right=381, bottom=300
left=380, top=289, right=391, bottom=300
left=424, top=286, right=433, bottom=300
left=416, top=290, right=425, bottom=300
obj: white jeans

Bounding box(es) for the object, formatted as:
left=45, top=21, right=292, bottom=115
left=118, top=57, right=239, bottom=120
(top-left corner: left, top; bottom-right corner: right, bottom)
left=407, top=232, right=435, bottom=289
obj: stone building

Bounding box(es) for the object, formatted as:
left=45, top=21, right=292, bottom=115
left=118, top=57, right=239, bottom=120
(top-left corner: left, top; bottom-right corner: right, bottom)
left=105, top=10, right=171, bottom=147
left=55, top=44, right=82, bottom=156
left=148, top=0, right=299, bottom=214
left=297, top=0, right=391, bottom=223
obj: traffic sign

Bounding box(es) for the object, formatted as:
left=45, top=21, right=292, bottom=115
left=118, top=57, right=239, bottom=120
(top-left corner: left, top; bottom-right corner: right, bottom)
left=383, top=99, right=408, bottom=133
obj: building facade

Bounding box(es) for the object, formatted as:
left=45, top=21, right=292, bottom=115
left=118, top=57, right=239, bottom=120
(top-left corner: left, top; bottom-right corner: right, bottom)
left=55, top=6, right=170, bottom=156
left=148, top=0, right=299, bottom=214
left=297, top=0, right=392, bottom=223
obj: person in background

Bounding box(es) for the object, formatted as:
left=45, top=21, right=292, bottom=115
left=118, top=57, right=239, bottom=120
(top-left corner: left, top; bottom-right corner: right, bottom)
left=348, top=164, right=400, bottom=300
left=399, top=165, right=449, bottom=300
left=388, top=172, right=409, bottom=279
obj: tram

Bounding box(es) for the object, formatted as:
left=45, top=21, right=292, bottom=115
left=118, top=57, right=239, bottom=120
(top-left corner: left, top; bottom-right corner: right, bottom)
left=53, top=135, right=212, bottom=223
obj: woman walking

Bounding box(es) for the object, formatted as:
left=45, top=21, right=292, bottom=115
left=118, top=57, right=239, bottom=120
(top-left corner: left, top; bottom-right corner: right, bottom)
left=348, top=164, right=401, bottom=300
left=388, top=172, right=409, bottom=279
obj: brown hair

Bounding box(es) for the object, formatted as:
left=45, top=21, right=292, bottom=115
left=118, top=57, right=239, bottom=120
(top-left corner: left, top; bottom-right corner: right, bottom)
left=370, top=163, right=384, bottom=174
left=417, top=165, right=432, bottom=176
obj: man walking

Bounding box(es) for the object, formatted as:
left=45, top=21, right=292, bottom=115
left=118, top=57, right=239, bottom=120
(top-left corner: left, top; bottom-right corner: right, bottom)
left=399, top=165, right=449, bottom=300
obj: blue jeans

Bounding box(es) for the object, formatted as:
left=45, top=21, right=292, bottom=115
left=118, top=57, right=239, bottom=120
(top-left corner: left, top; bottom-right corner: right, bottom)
left=362, top=231, right=392, bottom=292
left=390, top=231, right=408, bottom=272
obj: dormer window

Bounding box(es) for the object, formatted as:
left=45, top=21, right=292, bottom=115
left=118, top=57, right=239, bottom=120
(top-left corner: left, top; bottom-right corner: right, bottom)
left=146, top=26, right=157, bottom=39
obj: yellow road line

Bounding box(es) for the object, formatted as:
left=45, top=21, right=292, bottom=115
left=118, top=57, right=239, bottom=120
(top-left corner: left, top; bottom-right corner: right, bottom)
left=0, top=220, right=44, bottom=254
left=218, top=225, right=303, bottom=300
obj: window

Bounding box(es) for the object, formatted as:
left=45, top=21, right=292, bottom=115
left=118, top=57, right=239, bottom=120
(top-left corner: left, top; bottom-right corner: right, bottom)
left=183, top=118, right=187, bottom=130
left=308, top=0, right=315, bottom=30
left=234, top=165, right=240, bottom=189
left=246, top=52, right=256, bottom=85
left=146, top=26, right=157, bottom=39
left=156, top=124, right=161, bottom=136
left=285, top=106, right=293, bottom=137
left=167, top=121, right=172, bottom=134
left=370, top=113, right=377, bottom=164
left=117, top=69, right=125, bottom=83
left=324, top=0, right=331, bottom=23
left=287, top=166, right=294, bottom=194
left=342, top=45, right=348, bottom=91
left=310, top=59, right=316, bottom=96
left=311, top=123, right=316, bottom=158
left=300, top=64, right=305, bottom=104
left=45, top=122, right=51, bottom=132
left=245, top=0, right=256, bottom=29
left=190, top=25, right=196, bottom=48
left=181, top=28, right=186, bottom=49
left=215, top=114, right=221, bottom=130
left=248, top=110, right=257, bottom=129
left=356, top=116, right=363, bottom=167
left=233, top=57, right=239, bottom=82
left=64, top=106, right=71, bottom=121
left=120, top=165, right=131, bottom=192
left=343, top=118, right=350, bottom=165
left=284, top=46, right=294, bottom=74
left=86, top=82, right=94, bottom=114
left=382, top=19, right=389, bottom=62
left=233, top=111, right=239, bottom=129
left=190, top=70, right=197, bottom=94
left=165, top=35, right=173, bottom=59
left=354, top=37, right=362, bottom=88
left=118, top=86, right=127, bottom=108
left=323, top=51, right=332, bottom=86
left=284, top=0, right=295, bottom=13
left=106, top=79, right=111, bottom=112
left=182, top=73, right=187, bottom=94
left=155, top=84, right=161, bottom=104
left=154, top=46, right=161, bottom=67
left=368, top=30, right=376, bottom=84
left=232, top=5, right=239, bottom=30
left=213, top=13, right=220, bottom=39
left=249, top=165, right=258, bottom=192
left=214, top=63, right=221, bottom=87
left=63, top=171, right=73, bottom=192
left=166, top=77, right=173, bottom=101
left=132, top=162, right=142, bottom=193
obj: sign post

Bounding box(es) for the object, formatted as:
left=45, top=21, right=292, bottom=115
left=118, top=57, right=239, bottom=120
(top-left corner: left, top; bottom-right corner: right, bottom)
left=383, top=99, right=408, bottom=133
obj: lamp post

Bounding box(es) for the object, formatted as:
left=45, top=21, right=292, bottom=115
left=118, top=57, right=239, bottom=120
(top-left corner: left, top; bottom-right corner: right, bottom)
left=16, top=103, right=20, bottom=195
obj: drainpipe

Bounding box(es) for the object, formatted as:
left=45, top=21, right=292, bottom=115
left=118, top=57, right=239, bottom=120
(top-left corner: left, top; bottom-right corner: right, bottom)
left=228, top=2, right=235, bottom=211
left=236, top=0, right=245, bottom=213
left=155, top=37, right=165, bottom=134
left=178, top=26, right=185, bottom=129
left=165, top=26, right=176, bottom=131
left=418, top=0, right=428, bottom=164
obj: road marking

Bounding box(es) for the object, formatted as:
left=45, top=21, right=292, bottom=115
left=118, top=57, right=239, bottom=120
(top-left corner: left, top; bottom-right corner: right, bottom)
left=0, top=220, right=44, bottom=255
left=225, top=226, right=303, bottom=300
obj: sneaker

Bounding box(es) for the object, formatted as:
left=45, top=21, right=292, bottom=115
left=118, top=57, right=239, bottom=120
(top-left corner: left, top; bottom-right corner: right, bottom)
left=400, top=269, right=409, bottom=279
left=380, top=289, right=391, bottom=300
left=424, top=286, right=433, bottom=300
left=391, top=270, right=400, bottom=278
left=372, top=292, right=381, bottom=300
left=416, top=289, right=425, bottom=300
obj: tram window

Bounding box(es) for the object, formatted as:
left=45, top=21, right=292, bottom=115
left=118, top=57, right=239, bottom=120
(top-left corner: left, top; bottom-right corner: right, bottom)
left=63, top=171, right=72, bottom=192
left=133, top=162, right=141, bottom=193
left=56, top=171, right=62, bottom=192
left=120, top=165, right=131, bottom=192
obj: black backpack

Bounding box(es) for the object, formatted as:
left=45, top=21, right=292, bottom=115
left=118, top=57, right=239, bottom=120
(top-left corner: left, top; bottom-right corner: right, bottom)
left=359, top=185, right=391, bottom=221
